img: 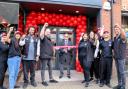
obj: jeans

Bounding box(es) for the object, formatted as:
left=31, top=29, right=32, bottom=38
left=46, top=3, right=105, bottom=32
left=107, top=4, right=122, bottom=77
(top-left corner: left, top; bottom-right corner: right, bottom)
left=115, top=59, right=126, bottom=87
left=83, top=60, right=92, bottom=82
left=22, top=60, right=36, bottom=83
left=7, top=56, right=21, bottom=89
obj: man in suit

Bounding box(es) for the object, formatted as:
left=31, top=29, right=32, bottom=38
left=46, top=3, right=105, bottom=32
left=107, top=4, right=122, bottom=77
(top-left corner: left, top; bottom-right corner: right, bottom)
left=59, top=33, right=73, bottom=79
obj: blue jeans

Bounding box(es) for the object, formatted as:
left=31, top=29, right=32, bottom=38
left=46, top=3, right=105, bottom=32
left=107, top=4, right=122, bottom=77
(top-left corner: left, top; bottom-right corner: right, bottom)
left=7, top=56, right=21, bottom=89
left=115, top=59, right=126, bottom=87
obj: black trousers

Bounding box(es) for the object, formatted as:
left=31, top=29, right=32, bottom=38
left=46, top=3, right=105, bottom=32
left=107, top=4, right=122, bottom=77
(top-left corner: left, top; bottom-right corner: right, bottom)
left=0, top=61, right=7, bottom=87
left=59, top=53, right=71, bottom=76
left=100, top=58, right=113, bottom=84
left=79, top=56, right=92, bottom=82
left=90, top=61, right=94, bottom=78
left=22, top=60, right=36, bottom=83
left=93, top=58, right=100, bottom=79
left=40, top=59, right=53, bottom=82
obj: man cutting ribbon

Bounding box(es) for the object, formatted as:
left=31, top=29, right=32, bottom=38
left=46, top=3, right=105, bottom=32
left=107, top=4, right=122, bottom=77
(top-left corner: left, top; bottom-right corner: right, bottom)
left=58, top=33, right=73, bottom=79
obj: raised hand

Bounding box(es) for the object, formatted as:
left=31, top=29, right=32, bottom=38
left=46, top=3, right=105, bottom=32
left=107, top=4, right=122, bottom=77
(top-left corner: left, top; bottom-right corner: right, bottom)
left=44, top=23, right=49, bottom=27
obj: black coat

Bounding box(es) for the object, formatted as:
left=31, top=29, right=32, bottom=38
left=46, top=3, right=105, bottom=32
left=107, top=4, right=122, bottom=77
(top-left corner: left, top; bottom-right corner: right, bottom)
left=0, top=41, right=9, bottom=62
left=22, top=35, right=38, bottom=59
left=78, top=39, right=94, bottom=61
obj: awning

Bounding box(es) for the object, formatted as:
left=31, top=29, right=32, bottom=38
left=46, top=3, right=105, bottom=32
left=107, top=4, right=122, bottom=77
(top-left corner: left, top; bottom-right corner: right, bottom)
left=5, top=0, right=102, bottom=8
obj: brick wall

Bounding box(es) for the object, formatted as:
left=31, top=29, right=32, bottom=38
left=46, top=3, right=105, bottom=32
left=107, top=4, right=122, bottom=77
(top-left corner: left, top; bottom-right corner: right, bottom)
left=122, top=0, right=128, bottom=11
left=101, top=0, right=121, bottom=34
left=100, top=0, right=121, bottom=78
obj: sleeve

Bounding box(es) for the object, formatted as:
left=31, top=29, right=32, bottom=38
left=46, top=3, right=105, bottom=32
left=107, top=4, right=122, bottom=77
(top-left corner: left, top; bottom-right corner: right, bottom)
left=94, top=40, right=100, bottom=58
left=37, top=40, right=40, bottom=56
left=0, top=43, right=9, bottom=52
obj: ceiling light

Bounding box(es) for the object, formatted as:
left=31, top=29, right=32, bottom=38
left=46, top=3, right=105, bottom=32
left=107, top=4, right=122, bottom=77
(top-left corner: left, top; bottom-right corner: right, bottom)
left=59, top=9, right=62, bottom=12
left=41, top=8, right=45, bottom=10
left=75, top=11, right=79, bottom=13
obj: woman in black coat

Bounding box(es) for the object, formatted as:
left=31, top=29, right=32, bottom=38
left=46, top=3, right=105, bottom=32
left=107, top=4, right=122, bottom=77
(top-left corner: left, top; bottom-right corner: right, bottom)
left=78, top=33, right=94, bottom=87
left=0, top=33, right=9, bottom=89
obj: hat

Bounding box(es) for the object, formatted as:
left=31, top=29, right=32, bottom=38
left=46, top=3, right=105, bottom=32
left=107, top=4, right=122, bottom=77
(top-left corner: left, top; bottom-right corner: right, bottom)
left=1, top=32, right=7, bottom=37
left=15, top=31, right=22, bottom=36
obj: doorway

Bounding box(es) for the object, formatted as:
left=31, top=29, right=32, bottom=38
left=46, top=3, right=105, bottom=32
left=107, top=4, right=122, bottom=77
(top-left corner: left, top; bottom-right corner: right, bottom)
left=38, top=25, right=76, bottom=70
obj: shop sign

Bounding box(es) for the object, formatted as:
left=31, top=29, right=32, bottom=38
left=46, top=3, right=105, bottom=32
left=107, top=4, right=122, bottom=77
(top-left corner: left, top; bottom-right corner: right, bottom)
left=103, top=1, right=111, bottom=10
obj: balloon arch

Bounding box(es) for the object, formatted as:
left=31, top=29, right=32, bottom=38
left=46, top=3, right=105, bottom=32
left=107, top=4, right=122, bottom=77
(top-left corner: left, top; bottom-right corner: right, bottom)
left=18, top=11, right=87, bottom=72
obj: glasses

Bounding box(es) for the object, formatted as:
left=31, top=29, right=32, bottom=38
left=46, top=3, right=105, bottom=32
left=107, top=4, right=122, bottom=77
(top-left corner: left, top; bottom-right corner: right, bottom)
left=103, top=32, right=109, bottom=34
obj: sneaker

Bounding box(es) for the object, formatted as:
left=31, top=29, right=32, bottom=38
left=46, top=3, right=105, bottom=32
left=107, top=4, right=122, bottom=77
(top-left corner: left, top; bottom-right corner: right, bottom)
left=59, top=76, right=63, bottom=79
left=96, top=79, right=100, bottom=84
left=23, top=83, right=28, bottom=89
left=0, top=86, right=7, bottom=89
left=81, top=80, right=86, bottom=83
left=14, top=85, right=20, bottom=88
left=49, top=79, right=58, bottom=83
left=67, top=75, right=71, bottom=79
left=31, top=82, right=37, bottom=87
left=113, top=85, right=121, bottom=89
left=99, top=83, right=104, bottom=87
left=120, top=86, right=125, bottom=89
left=42, top=81, right=48, bottom=86
left=85, top=82, right=89, bottom=87
left=89, top=77, right=93, bottom=81
left=106, top=83, right=112, bottom=88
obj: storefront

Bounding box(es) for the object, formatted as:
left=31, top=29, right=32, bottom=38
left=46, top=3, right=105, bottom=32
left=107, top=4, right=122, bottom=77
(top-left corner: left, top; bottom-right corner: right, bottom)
left=0, top=0, right=102, bottom=71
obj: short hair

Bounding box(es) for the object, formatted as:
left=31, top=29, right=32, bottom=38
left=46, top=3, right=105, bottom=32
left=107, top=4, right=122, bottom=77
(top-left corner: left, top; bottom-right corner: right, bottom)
left=114, top=24, right=121, bottom=29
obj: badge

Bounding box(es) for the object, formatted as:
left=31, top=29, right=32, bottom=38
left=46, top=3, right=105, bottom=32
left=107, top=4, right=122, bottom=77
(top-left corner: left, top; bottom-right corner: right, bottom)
left=109, top=41, right=112, bottom=46
left=85, top=43, right=87, bottom=46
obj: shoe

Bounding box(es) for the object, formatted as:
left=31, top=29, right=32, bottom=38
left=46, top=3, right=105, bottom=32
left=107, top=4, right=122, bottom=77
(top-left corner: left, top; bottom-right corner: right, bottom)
left=59, top=76, right=63, bottom=79
left=0, top=86, right=7, bottom=89
left=106, top=83, right=112, bottom=88
left=89, top=77, right=93, bottom=81
left=14, top=85, right=20, bottom=88
left=31, top=82, right=37, bottom=87
left=42, top=81, right=48, bottom=86
left=23, top=83, right=28, bottom=89
left=81, top=80, right=86, bottom=83
left=120, top=86, right=125, bottom=89
left=67, top=75, right=71, bottom=79
left=99, top=83, right=104, bottom=87
left=49, top=79, right=58, bottom=83
left=96, top=79, right=100, bottom=84
left=113, top=85, right=121, bottom=89
left=85, top=82, right=89, bottom=87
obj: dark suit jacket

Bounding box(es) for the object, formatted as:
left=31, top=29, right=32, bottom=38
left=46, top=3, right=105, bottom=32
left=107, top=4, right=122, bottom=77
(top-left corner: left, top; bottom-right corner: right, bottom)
left=58, top=39, right=73, bottom=64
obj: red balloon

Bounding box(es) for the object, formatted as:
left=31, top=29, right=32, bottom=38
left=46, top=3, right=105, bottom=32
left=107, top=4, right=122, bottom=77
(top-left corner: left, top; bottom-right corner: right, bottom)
left=37, top=15, right=42, bottom=20
left=41, top=19, right=45, bottom=24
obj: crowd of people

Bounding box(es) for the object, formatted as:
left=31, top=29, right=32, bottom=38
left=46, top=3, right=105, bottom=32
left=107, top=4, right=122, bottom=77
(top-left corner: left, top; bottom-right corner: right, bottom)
left=0, top=23, right=127, bottom=89
left=78, top=24, right=126, bottom=89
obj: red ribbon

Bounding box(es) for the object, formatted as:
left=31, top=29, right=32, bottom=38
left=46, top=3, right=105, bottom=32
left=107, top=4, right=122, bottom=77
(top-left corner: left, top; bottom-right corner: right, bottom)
left=53, top=46, right=78, bottom=49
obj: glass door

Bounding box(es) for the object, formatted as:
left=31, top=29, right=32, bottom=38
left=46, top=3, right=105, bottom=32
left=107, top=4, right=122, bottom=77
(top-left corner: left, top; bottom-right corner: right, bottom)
left=38, top=25, right=76, bottom=70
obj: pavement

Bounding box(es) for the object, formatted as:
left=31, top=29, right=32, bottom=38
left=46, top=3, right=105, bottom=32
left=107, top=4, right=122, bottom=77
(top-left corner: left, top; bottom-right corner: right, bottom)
left=14, top=70, right=128, bottom=89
